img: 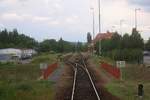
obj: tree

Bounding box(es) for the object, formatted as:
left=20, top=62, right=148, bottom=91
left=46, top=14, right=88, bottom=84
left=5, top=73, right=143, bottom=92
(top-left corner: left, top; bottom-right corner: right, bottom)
left=130, top=28, right=144, bottom=49
left=0, top=29, right=38, bottom=49
left=39, top=40, right=53, bottom=52
left=122, top=33, right=131, bottom=49
left=87, top=32, right=92, bottom=43
left=58, top=38, right=64, bottom=53
left=101, top=39, right=112, bottom=51
left=94, top=29, right=144, bottom=63
left=0, top=29, right=9, bottom=47
left=111, top=32, right=122, bottom=49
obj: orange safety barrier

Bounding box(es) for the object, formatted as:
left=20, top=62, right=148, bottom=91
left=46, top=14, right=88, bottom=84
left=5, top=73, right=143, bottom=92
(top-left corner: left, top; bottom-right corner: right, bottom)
left=43, top=63, right=58, bottom=79
left=101, top=62, right=121, bottom=79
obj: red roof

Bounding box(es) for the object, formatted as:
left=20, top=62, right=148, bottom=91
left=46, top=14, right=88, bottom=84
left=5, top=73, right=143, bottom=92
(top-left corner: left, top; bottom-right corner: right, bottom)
left=93, top=31, right=114, bottom=43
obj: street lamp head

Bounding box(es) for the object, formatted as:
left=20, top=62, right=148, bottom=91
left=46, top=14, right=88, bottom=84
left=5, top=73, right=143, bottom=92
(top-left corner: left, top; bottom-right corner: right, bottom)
left=90, top=7, right=94, bottom=13
left=90, top=7, right=94, bottom=9
left=112, top=26, right=116, bottom=28
left=120, top=19, right=125, bottom=26
left=90, top=7, right=94, bottom=11
left=120, top=19, right=125, bottom=23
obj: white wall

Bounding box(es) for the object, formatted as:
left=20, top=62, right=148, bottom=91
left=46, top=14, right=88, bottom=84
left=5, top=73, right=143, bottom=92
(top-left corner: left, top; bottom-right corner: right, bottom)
left=22, top=49, right=37, bottom=56
left=0, top=48, right=22, bottom=58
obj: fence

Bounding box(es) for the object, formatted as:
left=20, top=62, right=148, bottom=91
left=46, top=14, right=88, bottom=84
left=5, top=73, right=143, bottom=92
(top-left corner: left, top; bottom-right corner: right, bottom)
left=43, top=63, right=58, bottom=79
left=101, top=62, right=121, bottom=79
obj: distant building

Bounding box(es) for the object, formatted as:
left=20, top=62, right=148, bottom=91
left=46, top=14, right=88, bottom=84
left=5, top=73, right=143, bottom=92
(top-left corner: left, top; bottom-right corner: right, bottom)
left=0, top=54, right=12, bottom=62
left=0, top=48, right=22, bottom=58
left=93, top=31, right=114, bottom=44
left=21, top=49, right=37, bottom=59
left=0, top=48, right=37, bottom=62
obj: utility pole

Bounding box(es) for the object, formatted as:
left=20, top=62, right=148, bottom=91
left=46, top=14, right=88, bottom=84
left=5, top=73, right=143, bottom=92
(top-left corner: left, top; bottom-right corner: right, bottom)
left=90, top=7, right=95, bottom=40
left=98, top=0, right=101, bottom=55
left=135, top=8, right=141, bottom=29
left=90, top=7, right=95, bottom=55
left=98, top=0, right=101, bottom=33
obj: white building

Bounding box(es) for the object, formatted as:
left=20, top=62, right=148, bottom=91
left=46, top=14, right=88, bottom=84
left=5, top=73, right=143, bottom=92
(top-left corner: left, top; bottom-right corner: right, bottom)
left=21, top=49, right=37, bottom=58
left=0, top=48, right=37, bottom=62
left=0, top=54, right=12, bottom=62
left=0, top=48, right=22, bottom=58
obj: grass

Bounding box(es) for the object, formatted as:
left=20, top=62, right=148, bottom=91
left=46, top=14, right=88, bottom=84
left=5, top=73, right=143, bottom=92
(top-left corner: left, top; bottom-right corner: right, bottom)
left=92, top=55, right=116, bottom=66
left=0, top=53, right=58, bottom=100
left=106, top=80, right=136, bottom=100
left=31, top=53, right=59, bottom=64
left=16, top=80, right=55, bottom=100
left=0, top=80, right=55, bottom=100
left=106, top=80, right=150, bottom=100
left=92, top=55, right=150, bottom=100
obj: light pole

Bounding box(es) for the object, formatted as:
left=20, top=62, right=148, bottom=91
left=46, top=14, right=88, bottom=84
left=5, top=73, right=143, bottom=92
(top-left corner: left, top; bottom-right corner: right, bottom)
left=135, top=8, right=141, bottom=29
left=98, top=0, right=101, bottom=55
left=90, top=7, right=95, bottom=40
left=98, top=0, right=101, bottom=33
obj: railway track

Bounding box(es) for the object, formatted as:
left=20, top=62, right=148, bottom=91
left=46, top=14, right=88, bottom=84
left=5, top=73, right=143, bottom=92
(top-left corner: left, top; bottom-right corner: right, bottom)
left=66, top=53, right=101, bottom=100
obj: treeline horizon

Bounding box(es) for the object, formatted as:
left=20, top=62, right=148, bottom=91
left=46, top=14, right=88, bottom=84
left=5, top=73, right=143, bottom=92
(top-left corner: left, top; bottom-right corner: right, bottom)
left=95, top=28, right=150, bottom=63
left=0, top=28, right=87, bottom=53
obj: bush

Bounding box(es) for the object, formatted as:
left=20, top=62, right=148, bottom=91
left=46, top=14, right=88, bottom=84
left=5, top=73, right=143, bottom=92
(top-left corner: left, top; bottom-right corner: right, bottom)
left=102, top=49, right=143, bottom=63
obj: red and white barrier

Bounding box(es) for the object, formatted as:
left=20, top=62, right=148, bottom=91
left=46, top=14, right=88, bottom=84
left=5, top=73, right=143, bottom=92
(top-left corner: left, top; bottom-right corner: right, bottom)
left=101, top=62, right=121, bottom=79
left=43, top=63, right=58, bottom=79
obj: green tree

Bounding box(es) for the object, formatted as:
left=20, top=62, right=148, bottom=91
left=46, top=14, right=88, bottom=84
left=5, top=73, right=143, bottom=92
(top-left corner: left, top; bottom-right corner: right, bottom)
left=87, top=32, right=92, bottom=43
left=111, top=32, right=122, bottom=49
left=130, top=28, right=144, bottom=49
left=94, top=29, right=144, bottom=63
left=39, top=39, right=57, bottom=52
left=57, top=38, right=64, bottom=53
left=121, top=34, right=131, bottom=49
left=0, top=29, right=38, bottom=49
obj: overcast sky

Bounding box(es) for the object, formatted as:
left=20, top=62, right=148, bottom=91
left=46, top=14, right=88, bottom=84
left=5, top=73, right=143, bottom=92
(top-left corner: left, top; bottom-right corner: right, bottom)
left=0, top=0, right=150, bottom=42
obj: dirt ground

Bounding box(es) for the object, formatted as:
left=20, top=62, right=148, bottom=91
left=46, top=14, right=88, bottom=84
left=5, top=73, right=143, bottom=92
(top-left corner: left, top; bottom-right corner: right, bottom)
left=54, top=64, right=74, bottom=100
left=87, top=59, right=120, bottom=100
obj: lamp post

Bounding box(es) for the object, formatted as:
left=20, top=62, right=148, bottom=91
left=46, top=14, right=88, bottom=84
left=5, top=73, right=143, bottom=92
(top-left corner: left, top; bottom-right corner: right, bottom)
left=98, top=0, right=101, bottom=33
left=98, top=0, right=101, bottom=55
left=135, top=8, right=141, bottom=29
left=90, top=7, right=95, bottom=40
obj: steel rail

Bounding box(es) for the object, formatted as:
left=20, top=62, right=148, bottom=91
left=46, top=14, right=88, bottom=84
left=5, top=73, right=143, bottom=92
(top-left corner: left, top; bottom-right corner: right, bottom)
left=69, top=53, right=101, bottom=100
left=71, top=64, right=77, bottom=100
left=81, top=55, right=101, bottom=100
left=66, top=61, right=76, bottom=71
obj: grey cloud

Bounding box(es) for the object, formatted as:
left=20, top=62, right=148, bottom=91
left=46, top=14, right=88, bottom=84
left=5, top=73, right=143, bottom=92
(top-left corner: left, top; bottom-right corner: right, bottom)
left=128, top=0, right=150, bottom=11
left=20, top=0, right=28, bottom=1
left=129, top=0, right=150, bottom=6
